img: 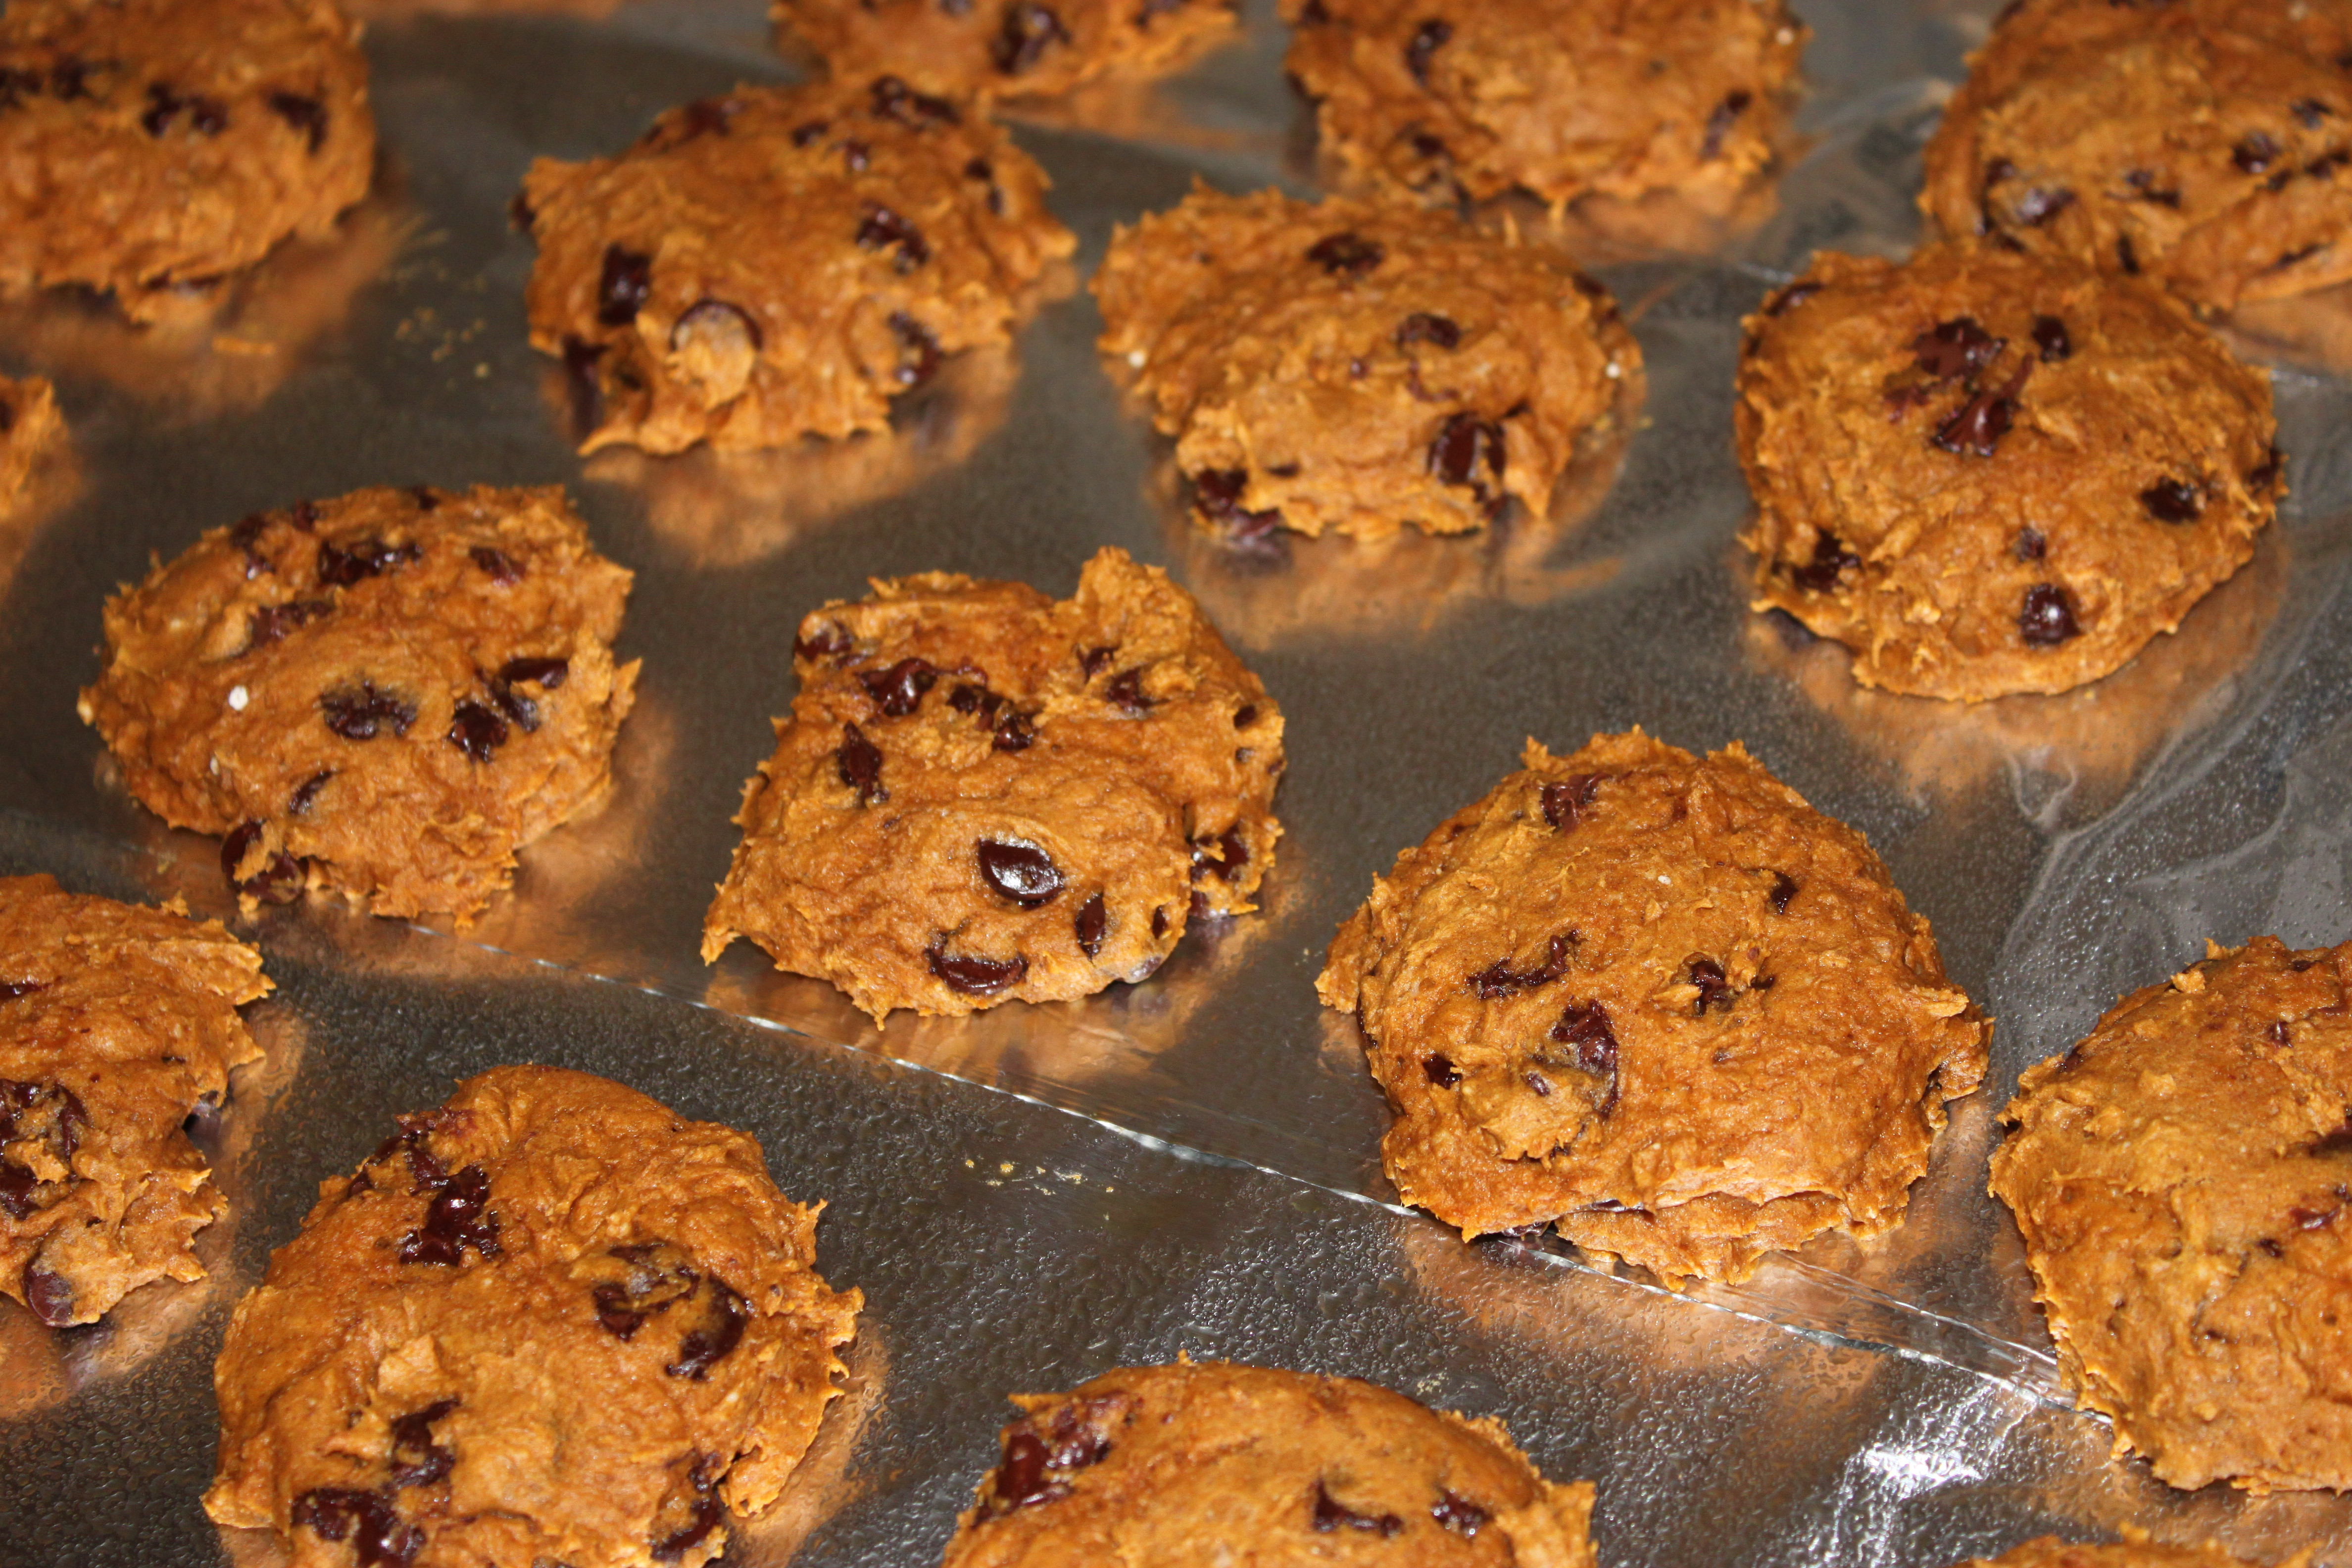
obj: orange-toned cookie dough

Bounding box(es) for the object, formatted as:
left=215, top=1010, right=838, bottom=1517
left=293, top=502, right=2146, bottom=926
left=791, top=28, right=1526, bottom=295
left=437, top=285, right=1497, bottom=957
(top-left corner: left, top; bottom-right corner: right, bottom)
left=0, top=874, right=269, bottom=1327
left=520, top=77, right=1073, bottom=456
left=777, top=0, right=1238, bottom=99
left=1954, top=1535, right=2301, bottom=1568
left=704, top=547, right=1283, bottom=1022
left=1094, top=185, right=1638, bottom=541
left=1320, top=729, right=1989, bottom=1286
left=205, top=1066, right=862, bottom=1568
left=80, top=484, right=638, bottom=925
left=0, top=371, right=60, bottom=510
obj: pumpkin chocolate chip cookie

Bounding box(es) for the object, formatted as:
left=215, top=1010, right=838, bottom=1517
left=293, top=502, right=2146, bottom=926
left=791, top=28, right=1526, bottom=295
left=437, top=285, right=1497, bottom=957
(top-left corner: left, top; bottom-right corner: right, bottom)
left=1319, top=729, right=1989, bottom=1286
left=702, top=546, right=1284, bottom=1023
left=1093, top=184, right=1639, bottom=541
left=1992, top=935, right=2352, bottom=1494
left=519, top=76, right=1073, bottom=456
left=940, top=1361, right=1596, bottom=1567
left=204, top=1065, right=862, bottom=1568
left=1954, top=1536, right=2301, bottom=1568
left=79, top=484, right=638, bottom=925
left=1738, top=244, right=2280, bottom=701
left=0, top=874, right=269, bottom=1328
left=776, top=0, right=1239, bottom=100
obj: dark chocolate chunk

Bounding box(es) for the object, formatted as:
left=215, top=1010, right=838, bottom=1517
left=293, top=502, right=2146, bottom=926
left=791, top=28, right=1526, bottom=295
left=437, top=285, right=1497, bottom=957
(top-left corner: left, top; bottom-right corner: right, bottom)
left=1789, top=532, right=1861, bottom=593
left=1427, top=412, right=1505, bottom=511
left=1395, top=312, right=1462, bottom=350
left=1685, top=955, right=1732, bottom=1014
left=469, top=546, right=523, bottom=586
left=888, top=311, right=940, bottom=389
left=1306, top=232, right=1385, bottom=276
left=2140, top=479, right=2203, bottom=523
left=870, top=75, right=961, bottom=127
left=321, top=682, right=417, bottom=741
left=2117, top=233, right=2140, bottom=274
left=987, top=1432, right=1069, bottom=1514
left=2030, top=315, right=2070, bottom=362
left=837, top=722, right=886, bottom=805
left=1911, top=317, right=2002, bottom=381
left=1431, top=1491, right=1487, bottom=1537
left=1080, top=644, right=1118, bottom=679
left=249, top=597, right=333, bottom=649
left=665, top=1278, right=748, bottom=1380
left=221, top=821, right=303, bottom=904
left=649, top=1459, right=724, bottom=1563
left=597, top=245, right=653, bottom=328
left=992, top=708, right=1037, bottom=752
left=1311, top=1481, right=1402, bottom=1537
left=23, top=1266, right=73, bottom=1327
left=1930, top=358, right=2031, bottom=458
left=2018, top=583, right=2080, bottom=647
left=1075, top=891, right=1107, bottom=957
left=671, top=298, right=765, bottom=354
left=856, top=204, right=930, bottom=271
left=1541, top=773, right=1602, bottom=830
left=446, top=700, right=508, bottom=763
left=1192, top=468, right=1283, bottom=543
left=2013, top=526, right=2047, bottom=562
left=1549, top=999, right=1618, bottom=1112
left=499, top=655, right=568, bottom=690
left=387, top=1399, right=459, bottom=1491
left=266, top=91, right=328, bottom=153
left=292, top=1489, right=423, bottom=1567
left=318, top=536, right=421, bottom=587
left=858, top=657, right=938, bottom=715
left=992, top=2, right=1071, bottom=73
left=2269, top=1020, right=2293, bottom=1046
left=2236, top=133, right=2281, bottom=174
left=1104, top=668, right=1152, bottom=714
left=795, top=622, right=854, bottom=663
left=1470, top=931, right=1575, bottom=1000
left=928, top=938, right=1028, bottom=995
left=1405, top=17, right=1452, bottom=85
left=1769, top=872, right=1798, bottom=915
left=290, top=770, right=334, bottom=815
left=1700, top=90, right=1751, bottom=161
left=978, top=839, right=1066, bottom=907
left=1423, top=1054, right=1461, bottom=1088
left=397, top=1162, right=500, bottom=1266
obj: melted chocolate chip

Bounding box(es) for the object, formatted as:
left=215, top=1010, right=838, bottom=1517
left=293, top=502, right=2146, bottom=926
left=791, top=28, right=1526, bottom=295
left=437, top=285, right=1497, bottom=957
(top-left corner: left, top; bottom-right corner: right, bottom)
left=1075, top=891, right=1107, bottom=957
left=2018, top=583, right=2080, bottom=647
left=992, top=709, right=1037, bottom=751
left=266, top=91, right=328, bottom=152
left=292, top=1489, right=423, bottom=1568
left=857, top=203, right=930, bottom=271
left=2141, top=479, right=2203, bottom=523
left=868, top=75, right=959, bottom=128
left=670, top=97, right=743, bottom=143
left=795, top=623, right=854, bottom=662
left=1151, top=905, right=1169, bottom=939
left=1700, top=90, right=1751, bottom=161
left=1312, top=1481, right=1402, bottom=1537
left=2014, top=526, right=2046, bottom=562
left=2269, top=1020, right=2294, bottom=1046
left=2117, top=233, right=2140, bottom=274
left=1193, top=468, right=1283, bottom=543
left=838, top=722, right=886, bottom=805
left=249, top=597, right=333, bottom=649
left=142, top=84, right=227, bottom=137
left=1549, top=999, right=1618, bottom=1110
left=1191, top=826, right=1249, bottom=882
left=0, top=1080, right=87, bottom=1222
left=1470, top=932, right=1576, bottom=999
left=889, top=311, right=940, bottom=389
left=989, top=1432, right=1067, bottom=1513
left=1931, top=358, right=2031, bottom=457
left=221, top=821, right=304, bottom=904
left=321, top=682, right=417, bottom=741
left=319, top=536, right=421, bottom=587
left=0, top=980, right=43, bottom=1002
left=1686, top=955, right=1732, bottom=1014
left=398, top=1163, right=499, bottom=1266
left=1395, top=312, right=1462, bottom=349
left=500, top=655, right=568, bottom=690
left=1080, top=645, right=1118, bottom=679
left=2030, top=315, right=2070, bottom=362
left=1234, top=703, right=1259, bottom=729
left=2296, top=98, right=2336, bottom=129
left=1306, top=232, right=1385, bottom=276
left=387, top=1399, right=459, bottom=1491
left=979, top=839, right=1065, bottom=907
left=290, top=770, right=334, bottom=815
left=665, top=1278, right=748, bottom=1380
left=597, top=245, right=652, bottom=327
left=859, top=657, right=939, bottom=715
left=1769, top=872, right=1798, bottom=914
left=1428, top=412, right=1505, bottom=511
left=1790, top=532, right=1861, bottom=593
left=23, top=1266, right=73, bottom=1327
left=1404, top=17, right=1451, bottom=85
left=650, top=1459, right=724, bottom=1563
left=447, top=700, right=508, bottom=763
left=1912, top=317, right=2002, bottom=381
left=1539, top=773, right=1603, bottom=830
left=928, top=937, right=1028, bottom=994
left=1104, top=668, right=1152, bottom=714
left=790, top=119, right=829, bottom=147
left=1431, top=1492, right=1487, bottom=1536
left=2236, top=132, right=2281, bottom=174
left=993, top=2, right=1071, bottom=72
left=465, top=545, right=521, bottom=586
left=1423, top=1054, right=1462, bottom=1088
left=838, top=138, right=871, bottom=172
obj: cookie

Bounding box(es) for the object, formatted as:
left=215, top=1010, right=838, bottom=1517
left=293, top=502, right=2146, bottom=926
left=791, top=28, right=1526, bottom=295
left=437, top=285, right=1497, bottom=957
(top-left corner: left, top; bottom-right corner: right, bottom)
left=0, top=371, right=61, bottom=511
left=1093, top=185, right=1639, bottom=541
left=1318, top=729, right=1989, bottom=1286
left=1990, top=935, right=2352, bottom=1493
left=520, top=77, right=1074, bottom=457
left=939, top=1361, right=1595, bottom=1567
left=777, top=0, right=1238, bottom=100
left=1955, top=1538, right=2295, bottom=1568
left=204, top=1065, right=862, bottom=1568
left=702, top=546, right=1284, bottom=1023
left=0, top=874, right=270, bottom=1327
left=1280, top=0, right=1805, bottom=213
left=0, top=0, right=374, bottom=324
left=1921, top=0, right=2352, bottom=310
left=1737, top=244, right=2280, bottom=702
left=79, top=484, right=639, bottom=925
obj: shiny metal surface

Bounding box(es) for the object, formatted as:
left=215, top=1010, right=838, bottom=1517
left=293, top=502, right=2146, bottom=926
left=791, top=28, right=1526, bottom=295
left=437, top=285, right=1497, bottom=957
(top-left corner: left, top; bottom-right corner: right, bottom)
left=3, top=0, right=2352, bottom=1561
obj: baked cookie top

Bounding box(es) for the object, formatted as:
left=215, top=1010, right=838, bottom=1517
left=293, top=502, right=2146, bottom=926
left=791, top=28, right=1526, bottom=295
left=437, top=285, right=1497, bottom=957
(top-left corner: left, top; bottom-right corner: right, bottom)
left=0, top=874, right=268, bottom=1327
left=0, top=372, right=62, bottom=512
left=1991, top=935, right=2352, bottom=1494
left=702, top=546, right=1284, bottom=1022
left=940, top=1361, right=1596, bottom=1568
left=1922, top=0, right=2352, bottom=309
left=1280, top=0, right=1806, bottom=211
left=520, top=77, right=1074, bottom=456
left=1093, top=184, right=1639, bottom=541
left=1955, top=1537, right=2295, bottom=1568
left=1318, top=729, right=1989, bottom=1286
left=204, top=1065, right=862, bottom=1568
left=0, top=0, right=374, bottom=322
left=1738, top=244, right=2279, bottom=702
left=777, top=0, right=1239, bottom=100
left=79, top=484, right=639, bottom=925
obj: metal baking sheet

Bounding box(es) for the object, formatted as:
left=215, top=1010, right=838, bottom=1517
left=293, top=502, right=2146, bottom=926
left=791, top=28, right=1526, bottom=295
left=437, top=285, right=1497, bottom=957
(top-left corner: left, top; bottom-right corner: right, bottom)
left=5, top=0, right=2352, bottom=1561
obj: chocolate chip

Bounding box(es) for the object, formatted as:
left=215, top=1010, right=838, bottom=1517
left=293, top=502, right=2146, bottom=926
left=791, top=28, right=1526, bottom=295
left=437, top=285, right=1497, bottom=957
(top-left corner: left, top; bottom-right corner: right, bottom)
left=1931, top=358, right=2031, bottom=457
left=142, top=84, right=227, bottom=137
left=1404, top=18, right=1451, bottom=86
left=221, top=821, right=304, bottom=904
left=839, top=138, right=870, bottom=172
left=1470, top=931, right=1576, bottom=999
left=47, top=60, right=90, bottom=101
left=1104, top=668, right=1152, bottom=714
left=398, top=1163, right=499, bottom=1266
left=2296, top=98, right=2335, bottom=129
left=2117, top=233, right=2140, bottom=274
left=857, top=203, right=930, bottom=271
left=23, top=1266, right=73, bottom=1327
left=2276, top=242, right=2327, bottom=270
left=1431, top=1492, right=1487, bottom=1536
left=2008, top=526, right=2046, bottom=564
left=2307, top=149, right=2349, bottom=180
left=2019, top=584, right=2080, bottom=646
left=1765, top=280, right=1822, bottom=316
left=870, top=75, right=960, bottom=126
left=1234, top=704, right=1258, bottom=729
left=469, top=546, right=522, bottom=586
left=1549, top=999, right=1618, bottom=1110
left=992, top=2, right=1071, bottom=72
left=266, top=91, right=328, bottom=152
left=499, top=656, right=567, bottom=690
left=597, top=245, right=653, bottom=327
left=1423, top=1054, right=1461, bottom=1088
left=1075, top=892, right=1107, bottom=957
left=447, top=700, right=508, bottom=763
left=1306, top=232, right=1385, bottom=276
left=1686, top=955, right=1732, bottom=1014
left=2030, top=315, right=2070, bottom=362
left=1190, top=826, right=1249, bottom=883
left=291, top=770, right=334, bottom=815
left=1790, top=532, right=1861, bottom=593
left=670, top=97, right=743, bottom=143
left=665, top=1278, right=748, bottom=1379
left=1391, top=312, right=1464, bottom=354
left=321, top=682, right=417, bottom=740
left=0, top=981, right=41, bottom=1002
left=859, top=657, right=938, bottom=715
left=928, top=938, right=1028, bottom=995
left=1768, top=872, right=1798, bottom=915
left=1080, top=645, right=1118, bottom=679
left=988, top=1432, right=1068, bottom=1513
left=2251, top=445, right=2285, bottom=491
left=249, top=597, right=332, bottom=649
left=292, top=1489, right=423, bottom=1566
left=1541, top=773, right=1602, bottom=830
left=672, top=297, right=765, bottom=355
left=889, top=311, right=940, bottom=389
left=318, top=536, right=421, bottom=587
left=2123, top=168, right=2181, bottom=207
left=1192, top=468, right=1283, bottom=543
left=1151, top=905, right=1169, bottom=938
left=1428, top=412, right=1505, bottom=512
left=1700, top=90, right=1751, bottom=161
left=387, top=1399, right=459, bottom=1491
left=2236, top=133, right=2281, bottom=174
left=2140, top=479, right=2203, bottom=523
left=2305, top=1115, right=2352, bottom=1155
left=791, top=119, right=829, bottom=147
left=2269, top=1020, right=2293, bottom=1045
left=978, top=839, right=1065, bottom=907
left=795, top=623, right=854, bottom=662
left=2011, top=186, right=2074, bottom=227
left=561, top=336, right=605, bottom=436
left=838, top=722, right=886, bottom=805
left=1525, top=1071, right=1552, bottom=1096
left=1312, top=1481, right=1402, bottom=1537
left=992, top=709, right=1037, bottom=751
left=649, top=1459, right=724, bottom=1563
left=1911, top=317, right=2002, bottom=381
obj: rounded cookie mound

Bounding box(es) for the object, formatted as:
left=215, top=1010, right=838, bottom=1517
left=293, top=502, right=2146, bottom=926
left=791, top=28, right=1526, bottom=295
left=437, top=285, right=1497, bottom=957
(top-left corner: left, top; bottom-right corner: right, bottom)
left=0, top=874, right=269, bottom=1327
left=79, top=484, right=639, bottom=925
left=702, top=546, right=1284, bottom=1022
left=1280, top=0, right=1805, bottom=211
left=0, top=0, right=374, bottom=323
left=777, top=0, right=1238, bottom=100
left=1738, top=245, right=2279, bottom=702
left=1921, top=0, right=2352, bottom=309
left=204, top=1066, right=862, bottom=1568
left=520, top=77, right=1074, bottom=456
left=1991, top=936, right=2352, bottom=1494
left=1093, top=185, right=1639, bottom=541
left=940, top=1361, right=1595, bottom=1568
left=1318, top=729, right=1989, bottom=1286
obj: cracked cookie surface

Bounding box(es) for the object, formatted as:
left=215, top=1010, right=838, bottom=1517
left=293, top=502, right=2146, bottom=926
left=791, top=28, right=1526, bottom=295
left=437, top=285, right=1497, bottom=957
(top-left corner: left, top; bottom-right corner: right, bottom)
left=703, top=546, right=1283, bottom=1022
left=777, top=0, right=1238, bottom=99
left=0, top=0, right=374, bottom=322
left=1094, top=185, right=1639, bottom=541
left=1319, top=729, right=1989, bottom=1286
left=1738, top=245, right=2279, bottom=702
left=204, top=1065, right=862, bottom=1568
left=1280, top=0, right=1805, bottom=212
left=0, top=874, right=268, bottom=1328
left=521, top=76, right=1073, bottom=456
left=940, top=1361, right=1596, bottom=1568
left=80, top=484, right=638, bottom=925
left=1992, top=936, right=2352, bottom=1494
left=1922, top=0, right=2352, bottom=309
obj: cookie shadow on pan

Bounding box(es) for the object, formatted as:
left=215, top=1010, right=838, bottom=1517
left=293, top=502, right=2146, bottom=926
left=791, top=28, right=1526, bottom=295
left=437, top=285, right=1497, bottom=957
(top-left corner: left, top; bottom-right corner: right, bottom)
left=0, top=436, right=85, bottom=599
left=0, top=195, right=414, bottom=423
left=0, top=1002, right=305, bottom=1422
left=577, top=345, right=1021, bottom=570
left=1741, top=525, right=2289, bottom=818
